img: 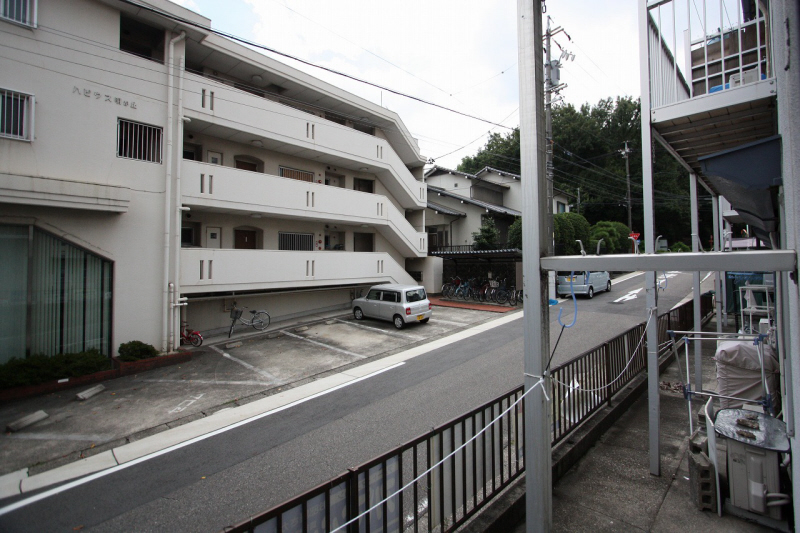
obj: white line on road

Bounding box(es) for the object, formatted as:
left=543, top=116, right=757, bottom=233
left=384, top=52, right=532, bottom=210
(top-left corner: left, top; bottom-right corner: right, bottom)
left=702, top=271, right=713, bottom=282
left=0, top=312, right=522, bottom=513
left=0, top=362, right=405, bottom=517
left=210, top=346, right=281, bottom=383
left=282, top=331, right=365, bottom=359
left=332, top=318, right=424, bottom=340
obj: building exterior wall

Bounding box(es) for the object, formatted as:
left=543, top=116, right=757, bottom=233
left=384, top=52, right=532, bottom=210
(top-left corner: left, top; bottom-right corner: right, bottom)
left=0, top=0, right=426, bottom=356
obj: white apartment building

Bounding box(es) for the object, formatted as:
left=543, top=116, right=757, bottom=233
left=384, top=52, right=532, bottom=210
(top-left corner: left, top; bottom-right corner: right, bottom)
left=0, top=0, right=434, bottom=361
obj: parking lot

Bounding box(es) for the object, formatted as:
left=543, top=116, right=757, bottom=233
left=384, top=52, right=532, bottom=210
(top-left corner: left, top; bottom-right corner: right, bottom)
left=0, top=305, right=517, bottom=478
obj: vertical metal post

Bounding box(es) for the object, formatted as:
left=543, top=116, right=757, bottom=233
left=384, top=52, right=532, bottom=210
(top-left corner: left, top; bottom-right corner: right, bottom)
left=690, top=173, right=702, bottom=389
left=772, top=0, right=800, bottom=519
left=518, top=0, right=551, bottom=530
left=711, top=194, right=722, bottom=333
left=638, top=0, right=661, bottom=477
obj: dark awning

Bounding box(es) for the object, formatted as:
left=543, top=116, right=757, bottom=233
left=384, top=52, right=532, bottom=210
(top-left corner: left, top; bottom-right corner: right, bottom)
left=699, top=135, right=781, bottom=236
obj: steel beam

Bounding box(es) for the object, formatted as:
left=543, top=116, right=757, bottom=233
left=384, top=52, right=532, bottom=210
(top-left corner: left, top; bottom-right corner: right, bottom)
left=638, top=0, right=661, bottom=477
left=690, top=173, right=703, bottom=388
left=540, top=249, right=796, bottom=272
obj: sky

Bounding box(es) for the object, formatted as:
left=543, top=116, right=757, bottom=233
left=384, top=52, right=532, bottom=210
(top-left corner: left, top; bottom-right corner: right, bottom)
left=171, top=0, right=642, bottom=170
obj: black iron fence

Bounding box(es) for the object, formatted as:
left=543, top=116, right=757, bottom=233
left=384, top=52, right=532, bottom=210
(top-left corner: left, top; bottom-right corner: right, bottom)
left=226, top=296, right=711, bottom=533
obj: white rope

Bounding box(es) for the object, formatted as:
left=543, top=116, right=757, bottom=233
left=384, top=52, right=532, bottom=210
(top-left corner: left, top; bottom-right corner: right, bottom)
left=329, top=377, right=548, bottom=533
left=544, top=309, right=655, bottom=394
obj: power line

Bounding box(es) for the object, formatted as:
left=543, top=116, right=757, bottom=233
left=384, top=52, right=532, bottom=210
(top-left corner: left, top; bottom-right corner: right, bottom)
left=115, top=0, right=514, bottom=130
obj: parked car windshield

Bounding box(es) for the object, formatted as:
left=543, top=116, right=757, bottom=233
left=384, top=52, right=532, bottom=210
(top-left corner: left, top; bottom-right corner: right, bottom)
left=405, top=288, right=426, bottom=302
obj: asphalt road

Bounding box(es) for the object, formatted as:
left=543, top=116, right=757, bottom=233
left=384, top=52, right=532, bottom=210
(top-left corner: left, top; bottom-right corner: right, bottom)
left=0, top=271, right=708, bottom=532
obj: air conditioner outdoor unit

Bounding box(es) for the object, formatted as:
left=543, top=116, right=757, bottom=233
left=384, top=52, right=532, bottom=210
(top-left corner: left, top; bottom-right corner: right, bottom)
left=729, top=69, right=760, bottom=88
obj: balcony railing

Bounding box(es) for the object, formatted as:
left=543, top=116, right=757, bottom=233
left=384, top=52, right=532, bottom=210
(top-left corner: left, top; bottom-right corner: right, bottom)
left=182, top=72, right=425, bottom=210
left=182, top=160, right=426, bottom=256
left=647, top=0, right=772, bottom=108
left=180, top=249, right=415, bottom=293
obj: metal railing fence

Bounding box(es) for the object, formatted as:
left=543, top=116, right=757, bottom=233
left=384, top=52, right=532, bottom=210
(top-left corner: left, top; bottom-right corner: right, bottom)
left=226, top=297, right=709, bottom=533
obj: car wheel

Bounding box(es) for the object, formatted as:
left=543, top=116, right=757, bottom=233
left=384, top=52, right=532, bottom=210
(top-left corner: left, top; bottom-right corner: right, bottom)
left=588, top=287, right=594, bottom=299
left=393, top=314, right=405, bottom=329
left=606, top=281, right=612, bottom=292
left=420, top=317, right=430, bottom=324
left=354, top=307, right=364, bottom=320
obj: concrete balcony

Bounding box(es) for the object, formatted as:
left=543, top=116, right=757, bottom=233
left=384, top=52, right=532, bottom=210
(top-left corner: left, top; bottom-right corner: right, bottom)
left=180, top=248, right=415, bottom=294
left=181, top=160, right=427, bottom=257
left=182, top=73, right=426, bottom=210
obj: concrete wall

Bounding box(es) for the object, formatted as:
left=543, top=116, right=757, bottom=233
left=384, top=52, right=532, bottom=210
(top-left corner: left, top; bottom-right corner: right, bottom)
left=425, top=173, right=473, bottom=195
left=406, top=256, right=443, bottom=294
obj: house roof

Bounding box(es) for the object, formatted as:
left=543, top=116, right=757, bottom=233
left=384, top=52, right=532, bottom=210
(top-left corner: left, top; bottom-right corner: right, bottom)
left=427, top=201, right=466, bottom=217
left=423, top=165, right=477, bottom=179
left=474, top=166, right=520, bottom=180
left=427, top=185, right=522, bottom=217
left=426, top=165, right=575, bottom=200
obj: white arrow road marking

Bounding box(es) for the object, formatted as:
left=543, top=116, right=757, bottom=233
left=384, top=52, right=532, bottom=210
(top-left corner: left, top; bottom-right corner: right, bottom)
left=613, top=288, right=642, bottom=303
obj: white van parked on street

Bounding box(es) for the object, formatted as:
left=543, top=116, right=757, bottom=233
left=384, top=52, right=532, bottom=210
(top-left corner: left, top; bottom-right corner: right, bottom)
left=556, top=271, right=611, bottom=299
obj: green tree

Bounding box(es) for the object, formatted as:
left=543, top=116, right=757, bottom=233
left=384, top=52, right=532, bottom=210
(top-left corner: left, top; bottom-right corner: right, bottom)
left=472, top=217, right=500, bottom=250
left=455, top=96, right=705, bottom=247
left=590, top=221, right=630, bottom=254
left=554, top=212, right=591, bottom=255
left=507, top=217, right=522, bottom=249
left=458, top=129, right=520, bottom=174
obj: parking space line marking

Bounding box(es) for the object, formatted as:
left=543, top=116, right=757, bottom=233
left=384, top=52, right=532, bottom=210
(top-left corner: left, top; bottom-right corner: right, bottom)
left=282, top=331, right=365, bottom=359
left=210, top=346, right=282, bottom=383
left=140, top=379, right=269, bottom=386
left=428, top=318, right=470, bottom=327
left=332, top=318, right=425, bottom=341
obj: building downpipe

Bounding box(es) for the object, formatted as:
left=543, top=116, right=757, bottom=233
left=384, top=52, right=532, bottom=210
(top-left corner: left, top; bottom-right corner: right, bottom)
left=162, top=31, right=187, bottom=353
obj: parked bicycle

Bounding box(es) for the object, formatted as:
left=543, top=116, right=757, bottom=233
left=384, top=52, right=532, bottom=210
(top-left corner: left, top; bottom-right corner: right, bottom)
left=180, top=325, right=203, bottom=347
left=228, top=303, right=271, bottom=337
left=441, top=276, right=462, bottom=299
left=453, top=277, right=476, bottom=300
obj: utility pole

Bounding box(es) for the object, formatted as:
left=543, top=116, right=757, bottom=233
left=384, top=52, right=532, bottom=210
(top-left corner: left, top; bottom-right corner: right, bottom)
left=518, top=0, right=550, bottom=529
left=620, top=140, right=633, bottom=231
left=577, top=187, right=580, bottom=214
left=544, top=18, right=573, bottom=296
left=545, top=16, right=553, bottom=248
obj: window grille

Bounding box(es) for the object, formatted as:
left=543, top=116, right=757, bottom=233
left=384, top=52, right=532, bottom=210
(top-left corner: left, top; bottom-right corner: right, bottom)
left=117, top=118, right=163, bottom=163
left=279, top=166, right=314, bottom=183
left=278, top=232, right=314, bottom=251
left=1, top=0, right=36, bottom=27
left=0, top=89, right=33, bottom=141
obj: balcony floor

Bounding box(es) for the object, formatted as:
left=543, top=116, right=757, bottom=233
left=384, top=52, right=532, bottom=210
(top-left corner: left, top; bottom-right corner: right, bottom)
left=511, top=316, right=777, bottom=532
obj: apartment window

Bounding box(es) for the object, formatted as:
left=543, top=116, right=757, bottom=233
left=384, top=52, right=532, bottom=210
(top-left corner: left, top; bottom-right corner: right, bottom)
left=117, top=118, right=163, bottom=163
left=183, top=142, right=202, bottom=161
left=0, top=225, right=113, bottom=361
left=1, top=0, right=36, bottom=27
left=280, top=166, right=314, bottom=183
left=0, top=89, right=33, bottom=141
left=325, top=112, right=347, bottom=126
left=279, top=232, right=314, bottom=251
left=353, top=178, right=374, bottom=194
left=353, top=122, right=375, bottom=135
left=557, top=201, right=566, bottom=213
left=120, top=15, right=165, bottom=63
